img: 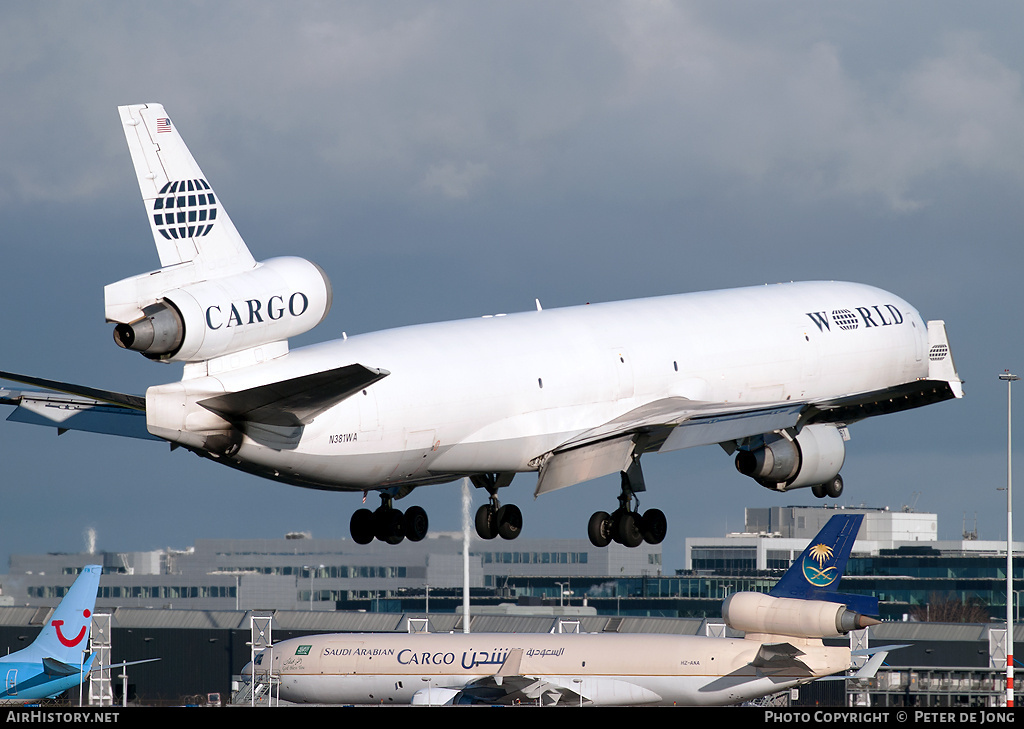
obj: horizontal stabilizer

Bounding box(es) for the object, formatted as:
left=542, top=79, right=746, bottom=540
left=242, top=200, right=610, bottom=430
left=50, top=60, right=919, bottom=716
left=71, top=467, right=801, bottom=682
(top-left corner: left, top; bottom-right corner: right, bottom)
left=198, top=363, right=389, bottom=427
left=42, top=657, right=82, bottom=678
left=751, top=642, right=809, bottom=671
left=850, top=652, right=888, bottom=680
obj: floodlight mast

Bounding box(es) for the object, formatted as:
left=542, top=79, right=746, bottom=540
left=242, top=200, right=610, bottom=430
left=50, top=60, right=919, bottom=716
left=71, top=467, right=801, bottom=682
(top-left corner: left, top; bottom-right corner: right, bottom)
left=1000, top=370, right=1019, bottom=708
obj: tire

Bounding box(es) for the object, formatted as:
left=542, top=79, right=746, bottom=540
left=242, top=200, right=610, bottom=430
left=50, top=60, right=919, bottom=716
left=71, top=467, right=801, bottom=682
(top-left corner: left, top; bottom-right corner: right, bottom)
left=640, top=508, right=667, bottom=545
left=588, top=511, right=612, bottom=548
left=812, top=483, right=827, bottom=498
left=614, top=511, right=643, bottom=548
left=825, top=474, right=844, bottom=498
left=403, top=506, right=429, bottom=542
left=350, top=509, right=374, bottom=545
left=475, top=504, right=497, bottom=540
left=497, top=504, right=523, bottom=540
left=374, top=507, right=404, bottom=544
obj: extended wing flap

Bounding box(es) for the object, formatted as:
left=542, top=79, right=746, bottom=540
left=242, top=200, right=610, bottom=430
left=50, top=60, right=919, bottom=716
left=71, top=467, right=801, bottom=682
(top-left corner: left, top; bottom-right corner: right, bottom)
left=534, top=399, right=805, bottom=496
left=198, top=363, right=389, bottom=427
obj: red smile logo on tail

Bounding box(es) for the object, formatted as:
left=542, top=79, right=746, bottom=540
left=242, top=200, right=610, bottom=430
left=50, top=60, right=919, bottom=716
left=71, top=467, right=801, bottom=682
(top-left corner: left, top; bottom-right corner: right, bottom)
left=52, top=609, right=90, bottom=647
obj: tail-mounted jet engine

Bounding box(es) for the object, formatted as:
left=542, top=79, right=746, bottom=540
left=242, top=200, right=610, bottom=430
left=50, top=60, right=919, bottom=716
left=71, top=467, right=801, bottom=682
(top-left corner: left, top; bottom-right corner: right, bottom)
left=105, top=257, right=332, bottom=363
left=722, top=592, right=878, bottom=639
left=734, top=424, right=846, bottom=498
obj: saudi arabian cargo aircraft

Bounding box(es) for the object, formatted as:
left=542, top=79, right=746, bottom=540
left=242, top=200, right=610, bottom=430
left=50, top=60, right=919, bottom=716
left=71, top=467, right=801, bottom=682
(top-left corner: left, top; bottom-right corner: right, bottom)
left=0, top=104, right=962, bottom=548
left=0, top=566, right=101, bottom=702
left=246, top=514, right=888, bottom=706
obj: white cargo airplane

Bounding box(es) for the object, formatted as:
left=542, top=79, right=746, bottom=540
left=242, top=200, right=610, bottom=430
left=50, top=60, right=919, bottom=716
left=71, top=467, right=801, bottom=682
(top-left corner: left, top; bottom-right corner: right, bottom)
left=0, top=104, right=962, bottom=548
left=247, top=514, right=887, bottom=706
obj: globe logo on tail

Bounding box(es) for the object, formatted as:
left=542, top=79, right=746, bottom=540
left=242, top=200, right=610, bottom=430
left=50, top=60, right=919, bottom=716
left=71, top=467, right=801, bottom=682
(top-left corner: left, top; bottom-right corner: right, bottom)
left=802, top=542, right=839, bottom=587
left=151, top=179, right=218, bottom=240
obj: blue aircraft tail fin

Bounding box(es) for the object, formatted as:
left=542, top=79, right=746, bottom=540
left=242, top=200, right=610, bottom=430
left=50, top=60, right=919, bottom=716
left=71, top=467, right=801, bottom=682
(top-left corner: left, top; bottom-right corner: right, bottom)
left=769, top=514, right=877, bottom=616
left=26, top=565, right=102, bottom=664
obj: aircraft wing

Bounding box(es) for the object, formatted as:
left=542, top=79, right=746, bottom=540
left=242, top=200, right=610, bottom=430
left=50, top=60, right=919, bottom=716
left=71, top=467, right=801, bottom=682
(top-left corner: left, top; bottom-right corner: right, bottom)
left=0, top=384, right=156, bottom=441
left=533, top=374, right=961, bottom=496
left=412, top=648, right=662, bottom=706
left=446, top=674, right=585, bottom=706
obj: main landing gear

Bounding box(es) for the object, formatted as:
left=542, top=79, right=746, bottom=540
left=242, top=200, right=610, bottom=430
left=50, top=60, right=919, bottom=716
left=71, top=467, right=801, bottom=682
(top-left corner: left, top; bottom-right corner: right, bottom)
left=811, top=474, right=844, bottom=499
left=587, top=458, right=667, bottom=548
left=471, top=473, right=522, bottom=541
left=349, top=492, right=429, bottom=545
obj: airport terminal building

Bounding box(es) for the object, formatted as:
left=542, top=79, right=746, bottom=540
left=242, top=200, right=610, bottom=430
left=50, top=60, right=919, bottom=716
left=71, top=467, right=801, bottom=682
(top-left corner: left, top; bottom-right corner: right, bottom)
left=2, top=505, right=1022, bottom=621
left=3, top=505, right=1024, bottom=706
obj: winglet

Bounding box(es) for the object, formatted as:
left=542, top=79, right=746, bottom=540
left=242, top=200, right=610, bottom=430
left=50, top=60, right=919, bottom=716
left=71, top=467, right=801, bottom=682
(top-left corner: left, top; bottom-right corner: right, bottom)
left=926, top=320, right=962, bottom=398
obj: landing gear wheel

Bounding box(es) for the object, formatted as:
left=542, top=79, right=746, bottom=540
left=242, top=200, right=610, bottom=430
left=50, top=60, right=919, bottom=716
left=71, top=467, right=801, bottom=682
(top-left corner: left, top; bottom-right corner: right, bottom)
left=350, top=508, right=374, bottom=545
left=374, top=506, right=405, bottom=545
left=812, top=483, right=827, bottom=499
left=496, top=504, right=523, bottom=540
left=825, top=474, right=844, bottom=498
left=475, top=504, right=497, bottom=540
left=588, top=511, right=612, bottom=548
left=403, top=506, right=429, bottom=542
left=613, top=510, right=643, bottom=548
left=640, top=508, right=667, bottom=545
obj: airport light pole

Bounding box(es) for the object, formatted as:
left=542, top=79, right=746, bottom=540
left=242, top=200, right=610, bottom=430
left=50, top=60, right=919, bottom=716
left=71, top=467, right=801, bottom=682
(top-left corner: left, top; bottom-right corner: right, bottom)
left=1001, top=370, right=1019, bottom=708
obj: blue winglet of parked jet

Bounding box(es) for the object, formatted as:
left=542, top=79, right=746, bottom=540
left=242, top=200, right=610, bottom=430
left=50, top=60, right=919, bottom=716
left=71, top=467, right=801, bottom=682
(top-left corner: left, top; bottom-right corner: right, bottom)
left=769, top=514, right=878, bottom=617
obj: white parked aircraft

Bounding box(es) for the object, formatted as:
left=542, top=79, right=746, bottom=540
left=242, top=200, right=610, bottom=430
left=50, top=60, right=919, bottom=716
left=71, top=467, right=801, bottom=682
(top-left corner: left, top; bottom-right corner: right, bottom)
left=246, top=515, right=888, bottom=706
left=0, top=104, right=962, bottom=548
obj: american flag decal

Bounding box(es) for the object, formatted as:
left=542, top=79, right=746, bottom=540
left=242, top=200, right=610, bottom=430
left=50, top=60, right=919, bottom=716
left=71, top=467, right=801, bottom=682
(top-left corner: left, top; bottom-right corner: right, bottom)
left=156, top=117, right=172, bottom=133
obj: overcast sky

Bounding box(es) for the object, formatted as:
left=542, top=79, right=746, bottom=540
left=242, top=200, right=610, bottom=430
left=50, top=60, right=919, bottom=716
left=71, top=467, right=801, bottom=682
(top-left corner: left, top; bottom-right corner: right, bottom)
left=1, top=2, right=1023, bottom=575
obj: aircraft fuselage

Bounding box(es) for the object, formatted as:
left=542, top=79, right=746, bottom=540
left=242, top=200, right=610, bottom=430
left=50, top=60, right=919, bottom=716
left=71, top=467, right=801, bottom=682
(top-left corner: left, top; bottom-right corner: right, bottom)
left=147, top=280, right=927, bottom=492
left=255, top=631, right=850, bottom=706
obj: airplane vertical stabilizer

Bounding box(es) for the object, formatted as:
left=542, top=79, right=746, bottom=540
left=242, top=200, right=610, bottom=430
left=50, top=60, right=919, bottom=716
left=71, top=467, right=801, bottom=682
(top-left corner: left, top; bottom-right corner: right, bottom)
left=16, top=565, right=101, bottom=665
left=118, top=103, right=255, bottom=275
left=770, top=514, right=861, bottom=600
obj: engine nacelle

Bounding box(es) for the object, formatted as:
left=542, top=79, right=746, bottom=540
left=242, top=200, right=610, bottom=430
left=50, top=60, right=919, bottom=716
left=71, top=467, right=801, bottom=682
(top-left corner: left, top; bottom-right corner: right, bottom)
left=722, top=592, right=875, bottom=639
left=734, top=424, right=845, bottom=491
left=106, top=256, right=332, bottom=363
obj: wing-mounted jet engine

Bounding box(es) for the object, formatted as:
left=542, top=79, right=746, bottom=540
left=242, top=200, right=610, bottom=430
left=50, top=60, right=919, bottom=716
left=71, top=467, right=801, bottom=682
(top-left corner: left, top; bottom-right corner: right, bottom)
left=733, top=423, right=847, bottom=498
